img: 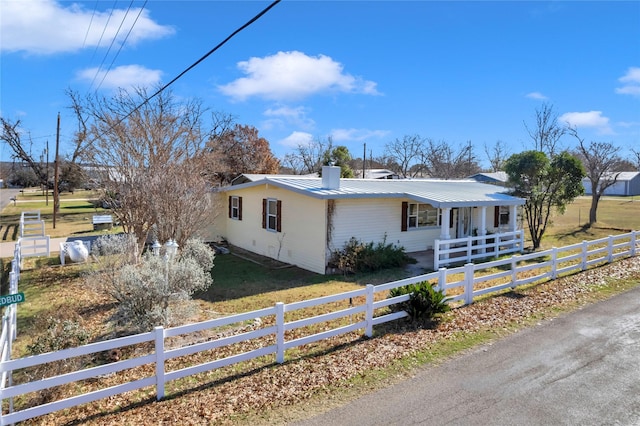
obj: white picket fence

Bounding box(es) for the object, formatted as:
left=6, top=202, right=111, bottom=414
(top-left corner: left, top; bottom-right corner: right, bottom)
left=0, top=231, right=638, bottom=425
left=433, top=229, right=525, bottom=270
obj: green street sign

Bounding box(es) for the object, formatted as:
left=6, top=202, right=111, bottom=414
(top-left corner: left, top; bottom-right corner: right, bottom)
left=0, top=292, right=25, bottom=308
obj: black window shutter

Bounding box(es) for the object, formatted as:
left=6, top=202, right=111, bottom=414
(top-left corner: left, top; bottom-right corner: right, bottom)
left=228, top=196, right=232, bottom=218
left=494, top=206, right=499, bottom=227
left=449, top=209, right=454, bottom=228
left=401, top=202, right=408, bottom=232
left=262, top=199, right=267, bottom=229
left=276, top=200, right=282, bottom=232
left=238, top=197, right=243, bottom=221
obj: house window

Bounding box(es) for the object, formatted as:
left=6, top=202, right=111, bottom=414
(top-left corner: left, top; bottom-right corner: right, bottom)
left=408, top=203, right=438, bottom=228
left=262, top=198, right=282, bottom=232
left=228, top=196, right=242, bottom=220
left=494, top=205, right=510, bottom=227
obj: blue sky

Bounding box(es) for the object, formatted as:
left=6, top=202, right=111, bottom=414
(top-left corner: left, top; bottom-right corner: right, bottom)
left=1, top=1, right=639, bottom=168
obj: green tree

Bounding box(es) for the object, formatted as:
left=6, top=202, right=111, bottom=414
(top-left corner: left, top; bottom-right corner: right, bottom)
left=323, top=145, right=354, bottom=178
left=505, top=150, right=585, bottom=250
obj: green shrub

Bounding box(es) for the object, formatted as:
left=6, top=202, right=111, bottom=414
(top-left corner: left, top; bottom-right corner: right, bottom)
left=329, top=236, right=416, bottom=274
left=388, top=281, right=450, bottom=322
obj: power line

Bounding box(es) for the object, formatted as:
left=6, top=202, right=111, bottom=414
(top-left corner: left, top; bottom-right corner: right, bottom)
left=90, top=0, right=281, bottom=143
left=87, top=0, right=119, bottom=90
left=94, top=0, right=143, bottom=93
left=90, top=1, right=135, bottom=92
left=82, top=0, right=100, bottom=48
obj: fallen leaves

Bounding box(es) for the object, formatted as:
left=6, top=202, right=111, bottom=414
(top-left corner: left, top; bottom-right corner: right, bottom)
left=19, top=256, right=640, bottom=425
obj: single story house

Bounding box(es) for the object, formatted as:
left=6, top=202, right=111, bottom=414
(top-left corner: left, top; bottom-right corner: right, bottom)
left=582, top=172, right=640, bottom=196
left=216, top=166, right=525, bottom=274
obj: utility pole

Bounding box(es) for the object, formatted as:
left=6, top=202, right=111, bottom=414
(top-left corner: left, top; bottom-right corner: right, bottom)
left=53, top=113, right=60, bottom=229
left=45, top=141, right=49, bottom=207
left=362, top=143, right=366, bottom=178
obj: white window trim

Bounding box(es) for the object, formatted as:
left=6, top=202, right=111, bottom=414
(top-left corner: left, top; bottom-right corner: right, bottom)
left=230, top=196, right=240, bottom=220
left=266, top=198, right=278, bottom=232
left=408, top=202, right=439, bottom=229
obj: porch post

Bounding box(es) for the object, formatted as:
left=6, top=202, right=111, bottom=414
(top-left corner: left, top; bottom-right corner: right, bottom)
left=478, top=206, right=487, bottom=254
left=509, top=205, right=518, bottom=231
left=440, top=207, right=451, bottom=264
left=440, top=207, right=451, bottom=240
left=478, top=206, right=487, bottom=236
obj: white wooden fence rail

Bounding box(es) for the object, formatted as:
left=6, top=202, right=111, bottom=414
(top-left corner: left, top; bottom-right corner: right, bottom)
left=0, top=231, right=638, bottom=425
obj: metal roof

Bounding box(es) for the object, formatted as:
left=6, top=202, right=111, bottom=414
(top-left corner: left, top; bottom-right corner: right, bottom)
left=226, top=176, right=525, bottom=208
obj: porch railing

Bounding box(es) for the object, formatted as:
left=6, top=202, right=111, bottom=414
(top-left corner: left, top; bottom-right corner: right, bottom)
left=433, top=229, right=524, bottom=269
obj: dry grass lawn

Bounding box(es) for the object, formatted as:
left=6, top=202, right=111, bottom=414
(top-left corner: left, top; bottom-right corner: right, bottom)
left=4, top=194, right=640, bottom=425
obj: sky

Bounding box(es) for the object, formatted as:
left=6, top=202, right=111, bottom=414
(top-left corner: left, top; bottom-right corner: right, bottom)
left=1, top=0, right=639, bottom=169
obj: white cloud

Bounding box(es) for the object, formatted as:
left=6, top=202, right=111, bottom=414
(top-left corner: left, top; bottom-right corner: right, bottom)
left=76, top=65, right=162, bottom=90
left=218, top=51, right=381, bottom=101
left=330, top=128, right=390, bottom=142
left=525, top=92, right=548, bottom=100
left=1, top=0, right=174, bottom=55
left=279, top=131, right=314, bottom=148
left=560, top=111, right=614, bottom=134
left=615, top=67, right=640, bottom=96
left=264, top=105, right=315, bottom=130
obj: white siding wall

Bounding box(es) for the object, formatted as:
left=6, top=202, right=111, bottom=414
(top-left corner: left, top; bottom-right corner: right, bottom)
left=196, top=192, right=227, bottom=242
left=223, top=186, right=327, bottom=274
left=330, top=198, right=442, bottom=254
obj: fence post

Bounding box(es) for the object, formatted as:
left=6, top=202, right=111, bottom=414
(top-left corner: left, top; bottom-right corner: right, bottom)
left=607, top=235, right=614, bottom=263
left=466, top=236, right=473, bottom=258
left=365, top=285, right=374, bottom=338
left=464, top=263, right=474, bottom=305
left=433, top=239, right=440, bottom=270
left=519, top=230, right=524, bottom=254
left=551, top=247, right=558, bottom=280
left=581, top=241, right=588, bottom=271
left=437, top=267, right=447, bottom=292
left=511, top=254, right=519, bottom=289
left=276, top=302, right=285, bottom=364
left=632, top=231, right=637, bottom=257
left=154, top=326, right=165, bottom=400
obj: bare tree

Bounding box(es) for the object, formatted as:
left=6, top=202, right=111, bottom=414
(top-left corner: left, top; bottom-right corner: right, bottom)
left=484, top=140, right=511, bottom=172
left=79, top=87, right=219, bottom=254
left=284, top=137, right=334, bottom=175
left=569, top=128, right=623, bottom=226
left=0, top=117, right=48, bottom=185
left=420, top=139, right=481, bottom=179
left=524, top=103, right=567, bottom=156
left=384, top=134, right=425, bottom=178
left=631, top=148, right=640, bottom=171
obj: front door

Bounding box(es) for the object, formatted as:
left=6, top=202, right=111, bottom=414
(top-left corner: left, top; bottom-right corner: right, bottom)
left=456, top=207, right=473, bottom=239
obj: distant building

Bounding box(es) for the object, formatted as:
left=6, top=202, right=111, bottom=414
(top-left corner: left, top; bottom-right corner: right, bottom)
left=582, top=172, right=640, bottom=196
left=355, top=169, right=400, bottom=179
left=467, top=172, right=509, bottom=186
